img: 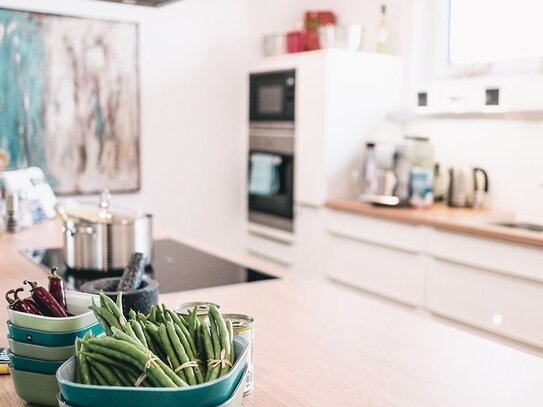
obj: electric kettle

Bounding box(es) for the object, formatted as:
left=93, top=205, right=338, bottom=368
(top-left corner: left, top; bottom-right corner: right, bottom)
left=448, top=165, right=489, bottom=208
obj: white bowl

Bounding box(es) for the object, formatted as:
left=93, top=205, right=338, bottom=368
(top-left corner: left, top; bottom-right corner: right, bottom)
left=8, top=291, right=98, bottom=332
left=8, top=336, right=75, bottom=361
left=318, top=24, right=363, bottom=51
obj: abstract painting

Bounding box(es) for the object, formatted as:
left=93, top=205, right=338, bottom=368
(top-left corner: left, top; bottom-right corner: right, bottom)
left=0, top=8, right=140, bottom=194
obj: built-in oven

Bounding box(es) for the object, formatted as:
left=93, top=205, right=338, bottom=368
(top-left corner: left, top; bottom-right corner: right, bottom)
left=249, top=70, right=296, bottom=123
left=248, top=125, right=294, bottom=232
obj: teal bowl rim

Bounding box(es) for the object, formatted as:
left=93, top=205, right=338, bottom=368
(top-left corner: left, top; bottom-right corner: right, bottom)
left=8, top=349, right=69, bottom=365
left=7, top=335, right=76, bottom=350
left=57, top=335, right=248, bottom=392
left=7, top=320, right=101, bottom=335
left=8, top=350, right=66, bottom=374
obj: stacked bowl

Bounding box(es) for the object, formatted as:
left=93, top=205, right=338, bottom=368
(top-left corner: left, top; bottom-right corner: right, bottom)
left=7, top=291, right=103, bottom=407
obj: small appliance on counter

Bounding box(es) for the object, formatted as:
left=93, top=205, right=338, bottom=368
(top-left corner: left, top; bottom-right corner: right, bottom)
left=448, top=164, right=489, bottom=208
left=359, top=136, right=434, bottom=207
left=55, top=189, right=153, bottom=272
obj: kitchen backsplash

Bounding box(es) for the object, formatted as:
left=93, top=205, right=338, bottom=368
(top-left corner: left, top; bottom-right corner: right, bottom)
left=402, top=118, right=543, bottom=217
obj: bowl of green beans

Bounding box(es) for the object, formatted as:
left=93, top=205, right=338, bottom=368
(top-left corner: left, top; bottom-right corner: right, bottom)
left=56, top=293, right=249, bottom=407
left=57, top=336, right=248, bottom=407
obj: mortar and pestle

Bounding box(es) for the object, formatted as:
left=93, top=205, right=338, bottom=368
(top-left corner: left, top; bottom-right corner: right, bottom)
left=80, top=253, right=158, bottom=316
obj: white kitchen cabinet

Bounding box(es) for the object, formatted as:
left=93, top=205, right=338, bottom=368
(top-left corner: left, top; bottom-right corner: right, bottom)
left=294, top=204, right=326, bottom=278
left=327, top=232, right=426, bottom=306
left=429, top=228, right=543, bottom=283
left=247, top=224, right=295, bottom=267
left=245, top=51, right=402, bottom=274
left=427, top=258, right=543, bottom=348
left=325, top=209, right=425, bottom=253
left=325, top=207, right=543, bottom=350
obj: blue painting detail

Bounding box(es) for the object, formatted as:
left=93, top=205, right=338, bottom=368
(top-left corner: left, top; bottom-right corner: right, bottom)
left=0, top=9, right=139, bottom=194
left=0, top=10, right=50, bottom=181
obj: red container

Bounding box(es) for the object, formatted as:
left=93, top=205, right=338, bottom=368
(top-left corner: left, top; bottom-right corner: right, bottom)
left=286, top=31, right=306, bottom=53
left=304, top=10, right=337, bottom=51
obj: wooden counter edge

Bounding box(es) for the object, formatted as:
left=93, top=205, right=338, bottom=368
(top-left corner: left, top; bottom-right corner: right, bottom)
left=325, top=199, right=543, bottom=249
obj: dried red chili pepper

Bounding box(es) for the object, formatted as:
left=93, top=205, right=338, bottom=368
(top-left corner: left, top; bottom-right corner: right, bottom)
left=48, top=267, right=67, bottom=311
left=6, top=288, right=43, bottom=315
left=23, top=280, right=67, bottom=317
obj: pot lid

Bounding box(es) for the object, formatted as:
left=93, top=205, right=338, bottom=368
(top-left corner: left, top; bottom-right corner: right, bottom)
left=56, top=189, right=146, bottom=224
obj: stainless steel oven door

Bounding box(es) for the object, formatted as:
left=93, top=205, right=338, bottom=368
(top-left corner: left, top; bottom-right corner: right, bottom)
left=248, top=135, right=294, bottom=232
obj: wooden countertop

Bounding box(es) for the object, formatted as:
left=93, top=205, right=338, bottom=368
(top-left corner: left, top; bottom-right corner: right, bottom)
left=2, top=220, right=543, bottom=406
left=326, top=199, right=543, bottom=249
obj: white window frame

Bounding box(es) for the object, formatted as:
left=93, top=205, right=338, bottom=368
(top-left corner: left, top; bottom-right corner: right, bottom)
left=433, top=0, right=543, bottom=79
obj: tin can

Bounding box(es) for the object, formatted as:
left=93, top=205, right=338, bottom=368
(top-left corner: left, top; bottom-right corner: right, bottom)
left=222, top=313, right=254, bottom=396
left=174, top=302, right=220, bottom=323
left=409, top=166, right=434, bottom=209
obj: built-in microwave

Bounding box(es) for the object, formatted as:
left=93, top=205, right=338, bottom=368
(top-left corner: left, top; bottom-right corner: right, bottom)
left=249, top=70, right=296, bottom=123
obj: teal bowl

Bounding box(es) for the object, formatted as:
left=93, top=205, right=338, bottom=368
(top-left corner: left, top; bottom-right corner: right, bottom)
left=57, top=365, right=249, bottom=407
left=7, top=321, right=104, bottom=347
left=10, top=366, right=59, bottom=407
left=57, top=336, right=248, bottom=407
left=8, top=336, right=75, bottom=361
left=8, top=351, right=66, bottom=375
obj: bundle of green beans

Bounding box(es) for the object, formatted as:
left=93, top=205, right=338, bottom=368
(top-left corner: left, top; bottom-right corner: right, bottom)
left=75, top=291, right=235, bottom=388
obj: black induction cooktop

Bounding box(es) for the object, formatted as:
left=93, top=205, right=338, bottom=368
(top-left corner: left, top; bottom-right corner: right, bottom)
left=21, top=239, right=278, bottom=294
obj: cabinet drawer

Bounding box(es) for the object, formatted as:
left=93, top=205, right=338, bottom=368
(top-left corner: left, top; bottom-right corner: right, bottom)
left=325, top=209, right=424, bottom=253
left=428, top=259, right=543, bottom=348
left=248, top=233, right=294, bottom=266
left=327, top=234, right=425, bottom=306
left=430, top=229, right=543, bottom=282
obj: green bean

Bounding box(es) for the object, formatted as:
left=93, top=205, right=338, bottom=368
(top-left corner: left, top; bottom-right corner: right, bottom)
left=99, top=295, right=112, bottom=314
left=165, top=308, right=187, bottom=329
left=111, top=326, right=138, bottom=344
left=158, top=323, right=188, bottom=383
left=86, top=338, right=177, bottom=388
left=100, top=291, right=127, bottom=328
left=149, top=305, right=157, bottom=323
left=166, top=321, right=197, bottom=385
left=90, top=304, right=122, bottom=330
left=172, top=324, right=204, bottom=383
left=209, top=305, right=231, bottom=376
left=90, top=365, right=108, bottom=386
left=128, top=309, right=137, bottom=321
left=75, top=340, right=82, bottom=383
left=94, top=313, right=113, bottom=336
left=131, top=320, right=148, bottom=347
left=196, top=323, right=207, bottom=377
left=81, top=351, right=142, bottom=379
left=124, top=321, right=143, bottom=345
left=209, top=317, right=221, bottom=359
left=173, top=324, right=198, bottom=361
left=227, top=319, right=235, bottom=365
left=76, top=339, right=92, bottom=385
left=188, top=306, right=198, bottom=340
left=87, top=359, right=123, bottom=386
left=115, top=292, right=124, bottom=316
left=110, top=366, right=131, bottom=386
left=86, top=338, right=187, bottom=387
left=100, top=292, right=122, bottom=319
left=139, top=320, right=160, bottom=356
left=202, top=323, right=219, bottom=382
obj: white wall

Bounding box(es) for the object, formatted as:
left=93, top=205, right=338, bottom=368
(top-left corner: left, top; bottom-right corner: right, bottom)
left=8, top=0, right=540, bottom=253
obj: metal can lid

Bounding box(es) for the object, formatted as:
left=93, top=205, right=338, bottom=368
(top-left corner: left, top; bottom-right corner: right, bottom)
left=222, top=313, right=254, bottom=329
left=174, top=302, right=220, bottom=316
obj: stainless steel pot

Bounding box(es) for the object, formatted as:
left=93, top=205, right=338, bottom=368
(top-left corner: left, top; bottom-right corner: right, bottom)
left=56, top=190, right=153, bottom=272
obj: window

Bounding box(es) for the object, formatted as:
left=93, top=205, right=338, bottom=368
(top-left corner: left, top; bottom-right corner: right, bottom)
left=449, top=0, right=543, bottom=65
left=430, top=0, right=543, bottom=77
